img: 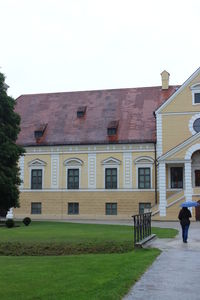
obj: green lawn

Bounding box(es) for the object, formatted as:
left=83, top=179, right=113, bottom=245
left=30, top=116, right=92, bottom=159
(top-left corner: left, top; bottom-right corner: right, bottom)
left=0, top=221, right=178, bottom=242
left=0, top=221, right=178, bottom=255
left=0, top=249, right=160, bottom=300
left=0, top=222, right=178, bottom=299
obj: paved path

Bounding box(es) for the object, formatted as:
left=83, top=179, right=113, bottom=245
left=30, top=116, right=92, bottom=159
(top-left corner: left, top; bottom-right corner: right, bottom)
left=124, top=222, right=200, bottom=300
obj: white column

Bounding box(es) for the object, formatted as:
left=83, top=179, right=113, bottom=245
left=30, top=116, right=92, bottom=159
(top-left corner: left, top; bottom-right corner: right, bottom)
left=184, top=161, right=193, bottom=201
left=123, top=153, right=132, bottom=188
left=51, top=154, right=59, bottom=189
left=19, top=156, right=24, bottom=189
left=6, top=208, right=13, bottom=219
left=156, top=114, right=163, bottom=157
left=88, top=153, right=96, bottom=189
left=159, top=162, right=166, bottom=216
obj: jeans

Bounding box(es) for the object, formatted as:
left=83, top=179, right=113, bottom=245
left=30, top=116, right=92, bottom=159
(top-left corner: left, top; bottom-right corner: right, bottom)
left=181, top=224, right=190, bottom=242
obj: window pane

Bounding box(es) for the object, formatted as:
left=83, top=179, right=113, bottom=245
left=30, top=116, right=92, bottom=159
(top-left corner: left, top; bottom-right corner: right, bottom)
left=170, top=167, right=183, bottom=189
left=105, top=168, right=117, bottom=189
left=138, top=168, right=150, bottom=189
left=139, top=203, right=151, bottom=214
left=31, top=202, right=42, bottom=214
left=139, top=168, right=144, bottom=175
left=68, top=203, right=79, bottom=214
left=106, top=203, right=117, bottom=215
left=31, top=169, right=42, bottom=189
left=195, top=93, right=200, bottom=104
left=67, top=169, right=79, bottom=189
left=193, top=118, right=200, bottom=133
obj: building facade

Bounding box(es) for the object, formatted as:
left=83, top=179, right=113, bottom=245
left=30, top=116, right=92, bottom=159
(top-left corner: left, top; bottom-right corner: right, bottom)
left=10, top=68, right=200, bottom=221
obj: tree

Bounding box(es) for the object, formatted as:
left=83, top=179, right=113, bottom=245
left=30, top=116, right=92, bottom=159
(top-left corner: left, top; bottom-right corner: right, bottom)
left=0, top=72, right=24, bottom=212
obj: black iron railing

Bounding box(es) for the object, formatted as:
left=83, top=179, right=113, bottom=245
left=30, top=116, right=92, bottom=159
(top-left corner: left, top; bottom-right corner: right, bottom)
left=132, top=213, right=152, bottom=246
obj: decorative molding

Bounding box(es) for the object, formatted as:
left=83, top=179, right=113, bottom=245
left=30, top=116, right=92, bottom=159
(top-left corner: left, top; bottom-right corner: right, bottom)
left=158, top=162, right=166, bottom=216
left=28, top=158, right=47, bottom=167
left=24, top=143, right=155, bottom=155
left=101, top=157, right=121, bottom=165
left=64, top=158, right=83, bottom=166
left=88, top=153, right=96, bottom=189
left=51, top=154, right=59, bottom=189
left=123, top=153, right=132, bottom=188
left=134, top=156, right=154, bottom=164
left=156, top=114, right=162, bottom=157
left=19, top=156, right=24, bottom=189
left=188, top=114, right=200, bottom=135
left=184, top=161, right=193, bottom=201
left=21, top=188, right=155, bottom=192
left=185, top=143, right=200, bottom=160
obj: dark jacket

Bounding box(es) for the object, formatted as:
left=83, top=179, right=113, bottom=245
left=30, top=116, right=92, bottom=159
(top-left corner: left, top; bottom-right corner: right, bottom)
left=178, top=207, right=192, bottom=226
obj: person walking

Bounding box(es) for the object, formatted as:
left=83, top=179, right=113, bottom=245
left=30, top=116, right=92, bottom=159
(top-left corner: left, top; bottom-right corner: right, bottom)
left=178, top=207, right=192, bottom=243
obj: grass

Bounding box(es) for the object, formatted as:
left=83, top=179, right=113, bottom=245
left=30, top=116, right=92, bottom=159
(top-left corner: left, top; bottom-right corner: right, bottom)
left=0, top=221, right=178, bottom=255
left=0, top=249, right=160, bottom=300
left=0, top=222, right=177, bottom=299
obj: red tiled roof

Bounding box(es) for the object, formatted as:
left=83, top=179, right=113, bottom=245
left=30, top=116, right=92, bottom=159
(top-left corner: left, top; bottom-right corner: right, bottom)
left=15, top=86, right=179, bottom=146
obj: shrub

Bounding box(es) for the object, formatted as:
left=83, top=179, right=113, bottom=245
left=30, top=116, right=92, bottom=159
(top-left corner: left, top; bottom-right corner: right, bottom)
left=5, top=219, right=15, bottom=228
left=23, top=217, right=31, bottom=226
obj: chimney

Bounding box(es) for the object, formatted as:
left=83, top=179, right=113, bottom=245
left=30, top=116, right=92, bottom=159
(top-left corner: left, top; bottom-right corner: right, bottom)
left=161, top=70, right=170, bottom=90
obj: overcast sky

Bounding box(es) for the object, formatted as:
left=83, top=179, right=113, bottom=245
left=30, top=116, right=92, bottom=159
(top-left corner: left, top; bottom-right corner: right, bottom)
left=0, top=0, right=200, bottom=98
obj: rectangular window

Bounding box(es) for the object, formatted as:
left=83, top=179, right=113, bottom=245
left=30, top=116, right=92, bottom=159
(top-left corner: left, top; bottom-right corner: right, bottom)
left=139, top=202, right=151, bottom=214
left=67, top=169, right=79, bottom=189
left=31, top=202, right=42, bottom=214
left=170, top=167, right=183, bottom=188
left=106, top=203, right=117, bottom=215
left=31, top=169, right=42, bottom=189
left=105, top=168, right=117, bottom=189
left=138, top=168, right=151, bottom=189
left=68, top=202, right=79, bottom=215
left=194, top=93, right=200, bottom=104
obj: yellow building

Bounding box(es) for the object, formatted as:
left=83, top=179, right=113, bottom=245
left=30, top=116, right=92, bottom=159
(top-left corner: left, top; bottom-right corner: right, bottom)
left=10, top=68, right=200, bottom=220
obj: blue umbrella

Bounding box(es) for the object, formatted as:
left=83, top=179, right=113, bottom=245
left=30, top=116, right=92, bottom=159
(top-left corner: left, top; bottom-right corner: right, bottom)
left=180, top=201, right=200, bottom=208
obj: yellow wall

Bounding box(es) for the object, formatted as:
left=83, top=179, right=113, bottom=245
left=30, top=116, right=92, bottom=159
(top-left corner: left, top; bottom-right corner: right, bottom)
left=162, top=73, right=200, bottom=113
left=14, top=191, right=156, bottom=220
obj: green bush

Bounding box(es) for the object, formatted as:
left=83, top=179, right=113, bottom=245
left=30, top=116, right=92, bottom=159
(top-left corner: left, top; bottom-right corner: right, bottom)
left=5, top=219, right=15, bottom=228
left=23, top=217, right=31, bottom=226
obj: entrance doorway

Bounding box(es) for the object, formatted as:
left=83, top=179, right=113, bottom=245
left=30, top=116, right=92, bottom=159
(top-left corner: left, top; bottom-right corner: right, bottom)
left=195, top=170, right=200, bottom=186
left=195, top=200, right=200, bottom=221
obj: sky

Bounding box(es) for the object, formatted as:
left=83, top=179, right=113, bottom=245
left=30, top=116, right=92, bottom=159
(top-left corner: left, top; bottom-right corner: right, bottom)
left=0, top=0, right=200, bottom=98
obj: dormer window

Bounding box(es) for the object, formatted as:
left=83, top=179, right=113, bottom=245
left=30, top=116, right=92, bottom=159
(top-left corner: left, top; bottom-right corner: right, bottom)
left=77, top=106, right=86, bottom=118
left=191, top=84, right=200, bottom=105
left=107, top=121, right=119, bottom=136
left=34, top=124, right=47, bottom=140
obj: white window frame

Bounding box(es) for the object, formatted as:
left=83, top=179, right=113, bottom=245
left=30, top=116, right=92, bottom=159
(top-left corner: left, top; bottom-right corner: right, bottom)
left=66, top=166, right=81, bottom=189
left=28, top=159, right=46, bottom=190
left=64, top=158, right=83, bottom=190
left=191, top=83, right=200, bottom=105
left=103, top=165, right=119, bottom=189
left=135, top=157, right=154, bottom=190
left=102, top=157, right=121, bottom=190
left=136, top=164, right=152, bottom=190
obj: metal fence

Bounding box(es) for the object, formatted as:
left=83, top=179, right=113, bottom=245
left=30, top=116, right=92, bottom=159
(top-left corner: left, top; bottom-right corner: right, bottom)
left=132, top=212, right=152, bottom=246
